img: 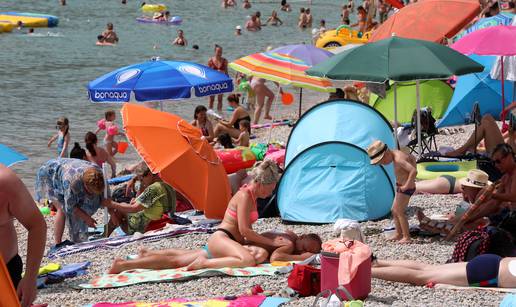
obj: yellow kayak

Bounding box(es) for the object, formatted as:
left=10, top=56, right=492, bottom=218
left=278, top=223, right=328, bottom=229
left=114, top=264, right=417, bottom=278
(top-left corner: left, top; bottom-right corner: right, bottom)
left=0, top=21, right=15, bottom=33
left=141, top=3, right=168, bottom=13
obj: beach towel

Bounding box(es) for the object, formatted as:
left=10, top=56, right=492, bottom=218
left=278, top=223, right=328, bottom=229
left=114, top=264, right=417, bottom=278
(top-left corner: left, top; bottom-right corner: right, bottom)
left=84, top=295, right=265, bottom=307
left=434, top=284, right=516, bottom=293
left=501, top=294, right=516, bottom=307
left=78, top=264, right=287, bottom=289
left=48, top=224, right=214, bottom=259
left=37, top=262, right=91, bottom=288
left=321, top=239, right=371, bottom=285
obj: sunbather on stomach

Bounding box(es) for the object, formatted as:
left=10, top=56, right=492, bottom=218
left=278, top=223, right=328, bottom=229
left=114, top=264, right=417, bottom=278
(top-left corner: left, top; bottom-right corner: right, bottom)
left=108, top=230, right=321, bottom=274
left=373, top=255, right=516, bottom=288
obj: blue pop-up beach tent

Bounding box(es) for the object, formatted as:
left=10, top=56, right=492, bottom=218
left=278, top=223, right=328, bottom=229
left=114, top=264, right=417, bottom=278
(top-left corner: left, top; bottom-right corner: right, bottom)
left=438, top=55, right=515, bottom=127
left=277, top=99, right=396, bottom=223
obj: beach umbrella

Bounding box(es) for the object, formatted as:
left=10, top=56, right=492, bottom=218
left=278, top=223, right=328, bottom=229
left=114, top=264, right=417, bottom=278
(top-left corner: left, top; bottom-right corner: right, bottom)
left=328, top=44, right=364, bottom=55
left=370, top=0, right=480, bottom=43
left=121, top=103, right=231, bottom=219
left=270, top=44, right=334, bottom=117
left=0, top=144, right=27, bottom=167
left=307, top=36, right=484, bottom=155
left=438, top=55, right=515, bottom=128
left=456, top=13, right=514, bottom=41
left=88, top=59, right=233, bottom=103
left=369, top=80, right=453, bottom=124
left=452, top=25, right=516, bottom=122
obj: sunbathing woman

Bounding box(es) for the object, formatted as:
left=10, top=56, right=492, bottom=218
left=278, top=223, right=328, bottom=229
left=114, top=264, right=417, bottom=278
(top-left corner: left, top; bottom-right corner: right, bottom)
left=415, top=175, right=462, bottom=195
left=108, top=230, right=320, bottom=273
left=446, top=113, right=516, bottom=158
left=188, top=161, right=289, bottom=270
left=372, top=255, right=516, bottom=288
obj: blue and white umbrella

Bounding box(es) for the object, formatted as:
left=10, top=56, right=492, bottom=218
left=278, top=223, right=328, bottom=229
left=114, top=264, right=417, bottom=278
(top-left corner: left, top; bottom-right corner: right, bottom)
left=0, top=144, right=27, bottom=167
left=88, top=59, right=234, bottom=103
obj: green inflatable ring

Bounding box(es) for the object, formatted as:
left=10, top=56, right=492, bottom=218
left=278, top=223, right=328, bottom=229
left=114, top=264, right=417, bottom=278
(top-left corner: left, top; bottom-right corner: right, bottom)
left=416, top=160, right=477, bottom=180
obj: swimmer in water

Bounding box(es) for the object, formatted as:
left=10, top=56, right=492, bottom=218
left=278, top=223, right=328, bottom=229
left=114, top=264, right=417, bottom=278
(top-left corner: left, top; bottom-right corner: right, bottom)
left=101, top=23, right=119, bottom=44
left=96, top=35, right=115, bottom=46
left=242, top=0, right=251, bottom=9
left=280, top=0, right=291, bottom=12
left=27, top=28, right=35, bottom=35
left=235, top=25, right=242, bottom=36
left=266, top=10, right=283, bottom=26
left=172, top=29, right=187, bottom=46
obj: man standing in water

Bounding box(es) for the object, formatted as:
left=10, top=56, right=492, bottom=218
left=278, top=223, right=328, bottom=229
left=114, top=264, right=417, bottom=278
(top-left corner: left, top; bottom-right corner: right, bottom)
left=0, top=165, right=46, bottom=306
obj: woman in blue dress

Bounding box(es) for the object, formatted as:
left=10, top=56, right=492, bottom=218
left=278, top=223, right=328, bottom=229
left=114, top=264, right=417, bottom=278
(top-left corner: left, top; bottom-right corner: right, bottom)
left=35, top=158, right=105, bottom=244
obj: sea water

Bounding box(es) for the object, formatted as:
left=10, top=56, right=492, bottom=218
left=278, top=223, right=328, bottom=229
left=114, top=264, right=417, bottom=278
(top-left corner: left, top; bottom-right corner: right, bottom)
left=0, top=0, right=356, bottom=191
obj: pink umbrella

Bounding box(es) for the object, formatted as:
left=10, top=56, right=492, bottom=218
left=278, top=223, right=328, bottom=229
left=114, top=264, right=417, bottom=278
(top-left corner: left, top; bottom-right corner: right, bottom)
left=452, top=26, right=516, bottom=121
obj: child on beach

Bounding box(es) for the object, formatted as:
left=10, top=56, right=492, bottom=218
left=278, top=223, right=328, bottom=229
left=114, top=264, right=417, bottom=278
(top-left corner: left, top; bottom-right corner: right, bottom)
left=95, top=110, right=123, bottom=157
left=368, top=140, right=417, bottom=243
left=48, top=117, right=70, bottom=158
left=233, top=120, right=250, bottom=147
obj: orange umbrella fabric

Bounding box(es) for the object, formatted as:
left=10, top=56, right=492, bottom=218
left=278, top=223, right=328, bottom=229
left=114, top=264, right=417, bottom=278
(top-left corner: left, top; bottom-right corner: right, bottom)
left=370, top=0, right=480, bottom=43
left=121, top=103, right=231, bottom=219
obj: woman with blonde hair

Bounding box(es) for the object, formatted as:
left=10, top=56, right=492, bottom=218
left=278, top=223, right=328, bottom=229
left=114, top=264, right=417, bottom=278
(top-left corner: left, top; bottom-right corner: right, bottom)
left=187, top=160, right=289, bottom=270
left=35, top=159, right=105, bottom=244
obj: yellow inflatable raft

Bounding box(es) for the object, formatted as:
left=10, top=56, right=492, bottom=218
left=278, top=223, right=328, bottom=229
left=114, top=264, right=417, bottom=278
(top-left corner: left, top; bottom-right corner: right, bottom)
left=0, top=13, right=56, bottom=28
left=416, top=160, right=477, bottom=180
left=141, top=3, right=168, bottom=13
left=0, top=21, right=14, bottom=33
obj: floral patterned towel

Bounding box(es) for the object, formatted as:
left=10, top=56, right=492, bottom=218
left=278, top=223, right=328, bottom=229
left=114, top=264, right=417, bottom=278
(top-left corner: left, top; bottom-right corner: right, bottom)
left=84, top=295, right=266, bottom=307
left=78, top=264, right=285, bottom=289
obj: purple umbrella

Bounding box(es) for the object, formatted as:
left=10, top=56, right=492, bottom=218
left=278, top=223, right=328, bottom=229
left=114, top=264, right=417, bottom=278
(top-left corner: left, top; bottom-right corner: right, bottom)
left=271, top=44, right=334, bottom=117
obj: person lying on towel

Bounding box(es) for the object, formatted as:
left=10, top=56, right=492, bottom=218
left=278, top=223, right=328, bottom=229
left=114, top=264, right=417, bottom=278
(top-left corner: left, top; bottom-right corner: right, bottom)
left=108, top=230, right=322, bottom=274
left=102, top=162, right=176, bottom=235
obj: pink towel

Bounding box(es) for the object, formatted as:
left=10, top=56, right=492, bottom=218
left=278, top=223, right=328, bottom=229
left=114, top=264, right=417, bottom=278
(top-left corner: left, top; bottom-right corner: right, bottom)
left=322, top=239, right=371, bottom=285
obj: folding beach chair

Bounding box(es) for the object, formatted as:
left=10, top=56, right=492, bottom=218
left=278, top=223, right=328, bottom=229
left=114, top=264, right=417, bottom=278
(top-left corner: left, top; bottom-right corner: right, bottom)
left=406, top=107, right=438, bottom=156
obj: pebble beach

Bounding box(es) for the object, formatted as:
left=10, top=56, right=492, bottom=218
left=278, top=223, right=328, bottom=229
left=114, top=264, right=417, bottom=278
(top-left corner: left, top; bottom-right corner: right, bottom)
left=13, top=111, right=509, bottom=306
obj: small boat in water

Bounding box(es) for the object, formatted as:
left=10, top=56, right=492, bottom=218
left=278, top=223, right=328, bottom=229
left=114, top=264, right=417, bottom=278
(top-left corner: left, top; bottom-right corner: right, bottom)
left=136, top=16, right=182, bottom=25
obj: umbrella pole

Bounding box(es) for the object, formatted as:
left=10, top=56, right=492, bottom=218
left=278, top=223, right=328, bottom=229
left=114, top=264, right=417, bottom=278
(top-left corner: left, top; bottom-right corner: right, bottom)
left=416, top=80, right=422, bottom=159
left=160, top=101, right=163, bottom=112
left=267, top=87, right=282, bottom=144
left=501, top=56, right=506, bottom=124
left=102, top=163, right=110, bottom=237
left=299, top=88, right=303, bottom=119
left=393, top=82, right=399, bottom=149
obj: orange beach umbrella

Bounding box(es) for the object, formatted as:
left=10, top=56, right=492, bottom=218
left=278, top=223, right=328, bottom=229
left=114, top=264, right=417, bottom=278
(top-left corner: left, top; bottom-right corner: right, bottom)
left=121, top=103, right=231, bottom=219
left=370, top=0, right=480, bottom=43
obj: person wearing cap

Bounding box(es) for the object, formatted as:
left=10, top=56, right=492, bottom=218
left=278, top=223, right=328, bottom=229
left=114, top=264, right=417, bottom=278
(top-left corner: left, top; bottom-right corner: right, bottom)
left=235, top=25, right=242, bottom=36
left=1, top=164, right=46, bottom=307
left=102, top=162, right=176, bottom=235
left=35, top=158, right=105, bottom=244
left=417, top=169, right=492, bottom=235
left=368, top=140, right=417, bottom=243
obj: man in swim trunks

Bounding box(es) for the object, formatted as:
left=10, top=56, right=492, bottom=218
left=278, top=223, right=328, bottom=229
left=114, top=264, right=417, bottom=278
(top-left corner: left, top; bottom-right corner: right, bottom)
left=101, top=23, right=119, bottom=44
left=368, top=140, right=417, bottom=244
left=258, top=230, right=322, bottom=261
left=245, top=14, right=261, bottom=31
left=372, top=254, right=516, bottom=288
left=0, top=165, right=46, bottom=307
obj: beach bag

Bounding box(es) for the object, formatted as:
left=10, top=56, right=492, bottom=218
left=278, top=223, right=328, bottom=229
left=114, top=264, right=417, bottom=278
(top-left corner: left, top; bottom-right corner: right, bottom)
left=450, top=229, right=490, bottom=262
left=321, top=240, right=371, bottom=300
left=287, top=264, right=321, bottom=297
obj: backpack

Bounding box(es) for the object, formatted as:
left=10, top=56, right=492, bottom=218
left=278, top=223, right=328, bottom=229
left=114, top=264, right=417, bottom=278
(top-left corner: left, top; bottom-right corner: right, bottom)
left=287, top=264, right=321, bottom=297
left=449, top=229, right=490, bottom=263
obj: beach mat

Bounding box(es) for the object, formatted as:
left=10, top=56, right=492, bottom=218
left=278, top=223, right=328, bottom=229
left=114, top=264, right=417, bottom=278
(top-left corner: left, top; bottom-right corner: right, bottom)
left=78, top=264, right=287, bottom=289
left=82, top=295, right=278, bottom=307
left=48, top=224, right=214, bottom=259
left=434, top=284, right=516, bottom=293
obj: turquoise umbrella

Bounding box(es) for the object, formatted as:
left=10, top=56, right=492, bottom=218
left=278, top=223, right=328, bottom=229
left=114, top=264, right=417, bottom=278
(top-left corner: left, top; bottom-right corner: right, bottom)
left=0, top=144, right=27, bottom=167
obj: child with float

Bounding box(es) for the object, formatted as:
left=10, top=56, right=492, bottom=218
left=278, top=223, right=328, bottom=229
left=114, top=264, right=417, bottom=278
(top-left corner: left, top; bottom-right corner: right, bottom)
left=95, top=110, right=126, bottom=157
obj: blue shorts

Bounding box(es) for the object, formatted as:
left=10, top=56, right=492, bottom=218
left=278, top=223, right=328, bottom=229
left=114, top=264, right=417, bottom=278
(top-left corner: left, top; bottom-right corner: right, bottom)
left=466, top=254, right=502, bottom=287
left=202, top=244, right=213, bottom=259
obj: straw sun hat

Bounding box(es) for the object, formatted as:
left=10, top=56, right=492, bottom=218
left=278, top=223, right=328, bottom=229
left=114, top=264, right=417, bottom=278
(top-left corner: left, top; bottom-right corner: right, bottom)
left=461, top=169, right=491, bottom=189
left=367, top=140, right=388, bottom=165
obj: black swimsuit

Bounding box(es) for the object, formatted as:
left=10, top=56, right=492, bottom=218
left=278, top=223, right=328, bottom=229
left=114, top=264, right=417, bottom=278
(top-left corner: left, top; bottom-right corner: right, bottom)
left=7, top=254, right=23, bottom=288
left=234, top=115, right=252, bottom=132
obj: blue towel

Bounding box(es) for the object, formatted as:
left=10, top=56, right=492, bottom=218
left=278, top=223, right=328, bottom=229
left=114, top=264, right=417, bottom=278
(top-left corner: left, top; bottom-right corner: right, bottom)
left=500, top=294, right=516, bottom=307
left=48, top=261, right=91, bottom=279
left=260, top=297, right=290, bottom=307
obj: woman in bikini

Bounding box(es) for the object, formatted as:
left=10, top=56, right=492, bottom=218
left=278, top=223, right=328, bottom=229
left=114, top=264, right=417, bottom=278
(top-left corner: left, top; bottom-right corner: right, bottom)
left=84, top=132, right=116, bottom=178
left=213, top=93, right=252, bottom=139
left=208, top=45, right=229, bottom=111
left=186, top=160, right=289, bottom=270
left=172, top=29, right=187, bottom=46
left=191, top=105, right=214, bottom=142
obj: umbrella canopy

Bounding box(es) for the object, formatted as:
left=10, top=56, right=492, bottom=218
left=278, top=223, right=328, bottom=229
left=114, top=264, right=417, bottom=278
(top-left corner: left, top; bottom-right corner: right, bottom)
left=229, top=52, right=334, bottom=92
left=452, top=25, right=516, bottom=56
left=270, top=44, right=333, bottom=66
left=456, top=13, right=514, bottom=40
left=370, top=0, right=480, bottom=43
left=121, top=103, right=231, bottom=219
left=306, top=37, right=485, bottom=82
left=329, top=44, right=364, bottom=55
left=438, top=55, right=515, bottom=127
left=370, top=81, right=453, bottom=124
left=89, top=60, right=234, bottom=103
left=0, top=144, right=27, bottom=167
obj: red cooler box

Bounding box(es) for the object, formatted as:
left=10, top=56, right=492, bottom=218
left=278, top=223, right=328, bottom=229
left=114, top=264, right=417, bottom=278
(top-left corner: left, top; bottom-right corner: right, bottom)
left=320, top=251, right=371, bottom=300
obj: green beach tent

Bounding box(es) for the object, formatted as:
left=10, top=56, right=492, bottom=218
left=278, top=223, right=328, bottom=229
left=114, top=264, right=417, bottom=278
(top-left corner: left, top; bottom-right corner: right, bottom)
left=369, top=81, right=454, bottom=124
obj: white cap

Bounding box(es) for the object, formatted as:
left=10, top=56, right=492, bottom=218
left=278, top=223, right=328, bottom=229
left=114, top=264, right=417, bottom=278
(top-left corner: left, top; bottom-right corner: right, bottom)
left=236, top=25, right=242, bottom=30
